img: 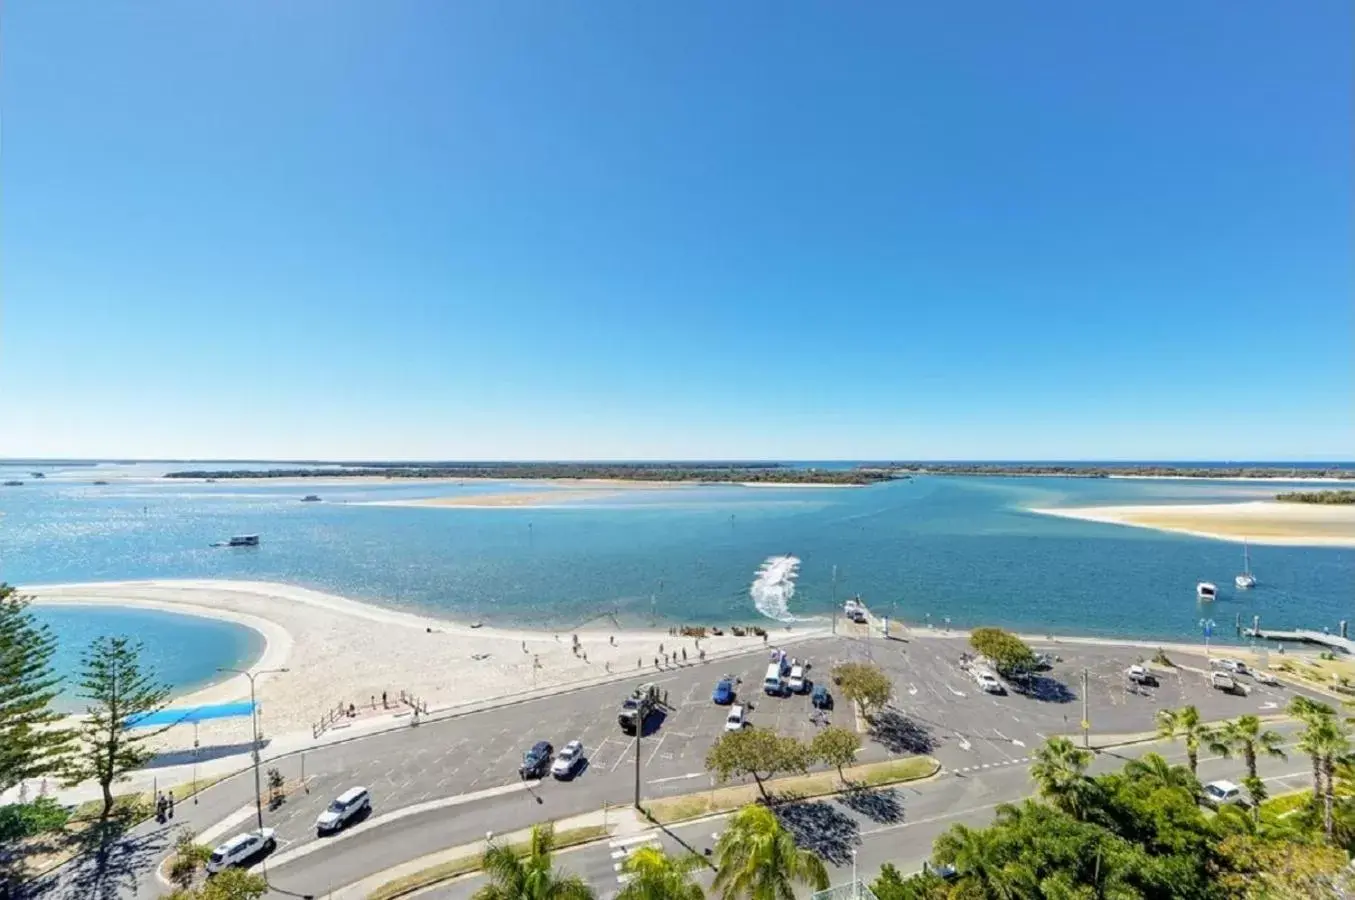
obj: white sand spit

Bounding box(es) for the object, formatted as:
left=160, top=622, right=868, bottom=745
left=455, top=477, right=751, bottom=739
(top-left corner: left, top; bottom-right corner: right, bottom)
left=25, top=580, right=807, bottom=754
left=1029, top=501, right=1355, bottom=547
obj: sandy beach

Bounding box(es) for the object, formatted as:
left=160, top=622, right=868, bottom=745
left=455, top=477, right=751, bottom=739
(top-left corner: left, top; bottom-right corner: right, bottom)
left=25, top=580, right=804, bottom=754
left=1029, top=501, right=1355, bottom=547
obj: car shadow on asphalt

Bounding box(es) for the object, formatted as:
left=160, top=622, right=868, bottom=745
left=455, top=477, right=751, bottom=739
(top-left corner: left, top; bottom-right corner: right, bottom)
left=1009, top=675, right=1077, bottom=703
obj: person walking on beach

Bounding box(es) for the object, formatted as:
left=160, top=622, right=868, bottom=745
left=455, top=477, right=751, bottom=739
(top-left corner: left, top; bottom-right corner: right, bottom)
left=167, top=792, right=175, bottom=819
left=382, top=690, right=388, bottom=708
left=681, top=647, right=687, bottom=662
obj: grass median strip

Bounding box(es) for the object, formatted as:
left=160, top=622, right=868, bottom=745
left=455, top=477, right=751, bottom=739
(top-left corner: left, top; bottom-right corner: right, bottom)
left=644, top=755, right=939, bottom=825
left=366, top=824, right=611, bottom=900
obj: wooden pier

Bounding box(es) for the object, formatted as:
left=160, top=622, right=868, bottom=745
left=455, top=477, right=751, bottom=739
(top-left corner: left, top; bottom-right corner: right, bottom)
left=1243, top=627, right=1353, bottom=655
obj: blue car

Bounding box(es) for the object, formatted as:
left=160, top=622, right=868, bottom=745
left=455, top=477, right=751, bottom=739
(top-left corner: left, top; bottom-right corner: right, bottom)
left=811, top=685, right=833, bottom=710
left=712, top=679, right=735, bottom=705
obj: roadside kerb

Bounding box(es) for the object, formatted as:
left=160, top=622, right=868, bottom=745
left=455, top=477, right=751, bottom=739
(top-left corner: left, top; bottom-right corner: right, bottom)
left=39, top=631, right=829, bottom=881
left=333, top=806, right=642, bottom=900
left=643, top=755, right=940, bottom=824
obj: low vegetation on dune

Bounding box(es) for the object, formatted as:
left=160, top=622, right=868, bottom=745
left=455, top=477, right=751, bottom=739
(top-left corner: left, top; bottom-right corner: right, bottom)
left=163, top=462, right=891, bottom=485
left=1275, top=490, right=1355, bottom=505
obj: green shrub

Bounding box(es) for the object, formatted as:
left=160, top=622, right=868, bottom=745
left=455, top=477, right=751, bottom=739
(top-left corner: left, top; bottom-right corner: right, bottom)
left=0, top=797, right=70, bottom=840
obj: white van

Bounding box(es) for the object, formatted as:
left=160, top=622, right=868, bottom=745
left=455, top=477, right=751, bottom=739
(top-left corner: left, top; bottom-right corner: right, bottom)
left=763, top=663, right=785, bottom=696
left=316, top=786, right=371, bottom=835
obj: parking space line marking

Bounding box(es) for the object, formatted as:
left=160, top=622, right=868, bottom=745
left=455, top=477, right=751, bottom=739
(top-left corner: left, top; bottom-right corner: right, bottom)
left=645, top=733, right=669, bottom=767
left=648, top=772, right=706, bottom=785
left=610, top=739, right=637, bottom=772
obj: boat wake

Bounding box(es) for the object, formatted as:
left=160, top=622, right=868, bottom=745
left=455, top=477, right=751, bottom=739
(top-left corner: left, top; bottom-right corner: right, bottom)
left=750, top=555, right=811, bottom=622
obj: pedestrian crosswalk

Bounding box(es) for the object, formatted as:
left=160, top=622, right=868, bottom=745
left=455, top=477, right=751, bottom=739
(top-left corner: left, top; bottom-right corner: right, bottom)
left=609, top=833, right=661, bottom=885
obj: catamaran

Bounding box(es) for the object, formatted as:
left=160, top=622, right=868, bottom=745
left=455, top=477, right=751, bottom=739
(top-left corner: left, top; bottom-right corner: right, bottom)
left=1235, top=540, right=1256, bottom=589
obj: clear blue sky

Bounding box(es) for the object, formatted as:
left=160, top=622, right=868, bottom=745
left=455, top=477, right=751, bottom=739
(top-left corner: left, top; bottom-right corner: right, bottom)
left=3, top=2, right=1350, bottom=461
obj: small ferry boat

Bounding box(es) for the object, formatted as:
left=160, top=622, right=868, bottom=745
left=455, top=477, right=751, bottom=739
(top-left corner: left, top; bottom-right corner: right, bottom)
left=93, top=480, right=109, bottom=485
left=227, top=534, right=260, bottom=547
left=2, top=480, right=23, bottom=487
left=301, top=495, right=322, bottom=502
left=1235, top=541, right=1256, bottom=589
left=1197, top=581, right=1217, bottom=601
left=31, top=472, right=45, bottom=479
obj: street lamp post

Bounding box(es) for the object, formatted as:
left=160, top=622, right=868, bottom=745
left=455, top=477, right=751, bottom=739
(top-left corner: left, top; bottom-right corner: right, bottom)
left=1199, top=618, right=1216, bottom=657
left=218, top=666, right=290, bottom=830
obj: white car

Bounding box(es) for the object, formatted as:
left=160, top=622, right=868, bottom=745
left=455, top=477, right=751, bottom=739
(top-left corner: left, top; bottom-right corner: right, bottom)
left=974, top=670, right=1005, bottom=695
left=1203, top=780, right=1244, bottom=807
left=1211, top=658, right=1249, bottom=675
left=787, top=666, right=808, bottom=694
left=1126, top=665, right=1158, bottom=686
left=206, top=828, right=276, bottom=874
left=725, top=704, right=747, bottom=731
left=551, top=740, right=584, bottom=779
left=316, top=786, right=370, bottom=835
left=1253, top=670, right=1280, bottom=686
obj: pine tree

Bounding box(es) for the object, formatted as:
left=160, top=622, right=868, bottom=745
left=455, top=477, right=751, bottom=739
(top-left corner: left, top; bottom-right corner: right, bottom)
left=69, top=636, right=171, bottom=819
left=0, top=583, right=76, bottom=794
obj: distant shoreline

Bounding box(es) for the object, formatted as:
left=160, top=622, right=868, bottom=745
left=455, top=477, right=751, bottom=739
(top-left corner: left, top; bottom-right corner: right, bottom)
left=161, top=463, right=890, bottom=486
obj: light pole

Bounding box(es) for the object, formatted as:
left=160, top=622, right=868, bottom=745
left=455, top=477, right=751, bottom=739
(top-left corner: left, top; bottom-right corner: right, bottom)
left=1199, top=618, right=1216, bottom=657
left=218, top=666, right=289, bottom=830
left=831, top=565, right=838, bottom=635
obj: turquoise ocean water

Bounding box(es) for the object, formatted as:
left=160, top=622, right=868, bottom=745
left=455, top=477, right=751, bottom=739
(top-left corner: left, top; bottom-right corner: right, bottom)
left=1, top=461, right=1351, bottom=690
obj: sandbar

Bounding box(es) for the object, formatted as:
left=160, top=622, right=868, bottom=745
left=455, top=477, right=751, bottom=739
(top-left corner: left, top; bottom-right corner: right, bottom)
left=1029, top=501, right=1355, bottom=547
left=24, top=580, right=801, bottom=753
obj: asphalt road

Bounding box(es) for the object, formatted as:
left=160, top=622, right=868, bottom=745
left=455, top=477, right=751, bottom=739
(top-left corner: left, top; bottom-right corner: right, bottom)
left=26, top=633, right=1324, bottom=900
left=427, top=723, right=1316, bottom=900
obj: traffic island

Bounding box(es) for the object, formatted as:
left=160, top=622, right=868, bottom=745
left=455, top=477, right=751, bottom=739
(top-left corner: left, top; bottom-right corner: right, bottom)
left=643, top=755, right=940, bottom=825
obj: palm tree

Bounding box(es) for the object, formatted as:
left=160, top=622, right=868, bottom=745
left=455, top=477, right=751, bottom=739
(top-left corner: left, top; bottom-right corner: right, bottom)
left=1029, top=736, right=1095, bottom=820
left=1155, top=705, right=1212, bottom=776
left=1123, top=752, right=1198, bottom=797
left=712, top=804, right=828, bottom=900
left=474, top=823, right=596, bottom=900
left=933, top=821, right=1033, bottom=900
left=617, top=846, right=706, bottom=900
left=1289, top=697, right=1337, bottom=801
left=1314, top=723, right=1351, bottom=842
left=1208, top=715, right=1287, bottom=783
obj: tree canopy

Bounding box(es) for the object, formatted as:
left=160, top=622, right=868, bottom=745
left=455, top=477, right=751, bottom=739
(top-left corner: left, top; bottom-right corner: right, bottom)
left=875, top=733, right=1355, bottom=900
left=0, top=584, right=76, bottom=795
left=810, top=726, right=860, bottom=782
left=69, top=636, right=171, bottom=819
left=968, top=628, right=1037, bottom=677
left=830, top=662, right=893, bottom=718
left=705, top=730, right=810, bottom=800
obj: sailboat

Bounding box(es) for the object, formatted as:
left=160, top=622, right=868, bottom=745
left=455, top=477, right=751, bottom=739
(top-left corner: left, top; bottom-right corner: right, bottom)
left=1235, top=540, right=1256, bottom=589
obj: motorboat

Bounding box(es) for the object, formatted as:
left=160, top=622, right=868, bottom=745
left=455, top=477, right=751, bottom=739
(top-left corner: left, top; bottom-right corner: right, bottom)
left=227, top=534, right=260, bottom=547
left=301, top=495, right=322, bottom=502
left=1235, top=540, right=1256, bottom=589
left=1197, top=582, right=1217, bottom=601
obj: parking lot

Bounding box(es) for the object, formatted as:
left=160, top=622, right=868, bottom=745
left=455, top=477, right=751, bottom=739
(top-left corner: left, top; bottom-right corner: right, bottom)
left=840, top=630, right=1318, bottom=773
left=238, top=631, right=1327, bottom=889
left=241, top=639, right=854, bottom=863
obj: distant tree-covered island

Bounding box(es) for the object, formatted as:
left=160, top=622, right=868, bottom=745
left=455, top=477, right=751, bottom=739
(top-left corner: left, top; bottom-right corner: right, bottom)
left=163, top=462, right=893, bottom=485
left=885, top=463, right=1355, bottom=480
left=1275, top=490, right=1355, bottom=504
